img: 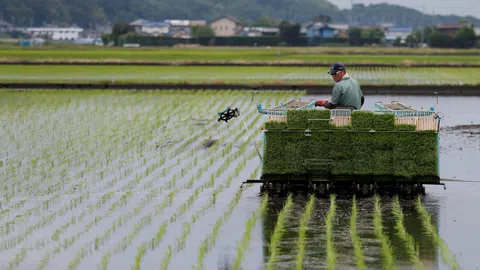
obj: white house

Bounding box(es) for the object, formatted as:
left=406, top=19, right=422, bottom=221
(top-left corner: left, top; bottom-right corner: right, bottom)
left=384, top=27, right=413, bottom=43
left=25, top=27, right=84, bottom=40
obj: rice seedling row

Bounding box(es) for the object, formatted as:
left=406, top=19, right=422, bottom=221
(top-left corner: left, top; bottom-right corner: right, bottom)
left=373, top=195, right=396, bottom=270
left=325, top=194, right=337, bottom=270
left=415, top=197, right=461, bottom=270
left=391, top=197, right=424, bottom=269
left=349, top=196, right=366, bottom=270
left=295, top=194, right=316, bottom=270
left=231, top=194, right=269, bottom=270
left=266, top=195, right=294, bottom=270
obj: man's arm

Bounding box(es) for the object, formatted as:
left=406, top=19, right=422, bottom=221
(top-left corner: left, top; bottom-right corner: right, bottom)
left=324, top=84, right=341, bottom=109
left=361, top=94, right=364, bottom=106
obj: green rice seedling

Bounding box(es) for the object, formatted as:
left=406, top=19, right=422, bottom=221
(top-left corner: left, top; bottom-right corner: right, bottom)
left=325, top=194, right=337, bottom=270
left=415, top=197, right=460, bottom=270
left=160, top=245, right=172, bottom=270
left=295, top=194, right=316, bottom=270
left=373, top=195, right=396, bottom=270
left=266, top=195, right=294, bottom=270
left=232, top=194, right=269, bottom=270
left=392, top=196, right=423, bottom=269
left=350, top=196, right=366, bottom=270
left=100, top=251, right=111, bottom=270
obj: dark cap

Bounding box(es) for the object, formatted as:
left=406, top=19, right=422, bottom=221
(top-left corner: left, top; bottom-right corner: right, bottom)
left=327, top=62, right=346, bottom=75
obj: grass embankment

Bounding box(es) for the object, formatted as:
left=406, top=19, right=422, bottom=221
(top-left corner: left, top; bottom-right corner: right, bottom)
left=2, top=65, right=480, bottom=86
left=2, top=47, right=480, bottom=65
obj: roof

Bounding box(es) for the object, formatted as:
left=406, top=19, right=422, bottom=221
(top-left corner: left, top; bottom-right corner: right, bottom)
left=328, top=24, right=349, bottom=30
left=210, top=16, right=244, bottom=26
left=165, top=20, right=190, bottom=26
left=143, top=21, right=169, bottom=27
left=437, top=22, right=473, bottom=30
left=130, top=19, right=148, bottom=26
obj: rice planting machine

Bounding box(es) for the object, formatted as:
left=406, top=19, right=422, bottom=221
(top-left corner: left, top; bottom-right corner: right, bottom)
left=218, top=98, right=445, bottom=197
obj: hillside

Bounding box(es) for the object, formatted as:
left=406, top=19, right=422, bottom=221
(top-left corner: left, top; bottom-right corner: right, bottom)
left=1, top=0, right=479, bottom=29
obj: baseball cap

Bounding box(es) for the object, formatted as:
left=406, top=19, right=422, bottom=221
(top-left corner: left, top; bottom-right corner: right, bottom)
left=327, top=62, right=346, bottom=75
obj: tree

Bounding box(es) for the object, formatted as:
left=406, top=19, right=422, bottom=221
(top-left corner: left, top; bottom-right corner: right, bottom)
left=314, top=14, right=331, bottom=23
left=392, top=36, right=402, bottom=47
left=405, top=34, right=418, bottom=47
left=251, top=16, right=280, bottom=27
left=348, top=27, right=362, bottom=45
left=191, top=25, right=215, bottom=38
left=110, top=21, right=135, bottom=46
left=455, top=26, right=476, bottom=48
left=428, top=31, right=454, bottom=48
left=279, top=20, right=300, bottom=46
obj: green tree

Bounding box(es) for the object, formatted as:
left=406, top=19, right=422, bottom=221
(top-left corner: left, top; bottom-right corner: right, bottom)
left=110, top=21, right=135, bottom=46
left=428, top=31, right=454, bottom=48
left=413, top=26, right=433, bottom=44
left=405, top=34, right=417, bottom=47
left=455, top=26, right=476, bottom=48
left=191, top=25, right=215, bottom=38
left=251, top=16, right=280, bottom=27
left=392, top=36, right=402, bottom=47
left=279, top=20, right=300, bottom=46
left=314, top=14, right=331, bottom=23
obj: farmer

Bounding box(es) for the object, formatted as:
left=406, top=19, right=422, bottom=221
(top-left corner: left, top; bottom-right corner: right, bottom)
left=315, top=62, right=364, bottom=110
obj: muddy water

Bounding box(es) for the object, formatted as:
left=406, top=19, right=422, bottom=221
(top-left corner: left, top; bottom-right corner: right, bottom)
left=208, top=95, right=480, bottom=270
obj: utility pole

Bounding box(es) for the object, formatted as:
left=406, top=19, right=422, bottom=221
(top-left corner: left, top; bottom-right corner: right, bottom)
left=350, top=0, right=354, bottom=25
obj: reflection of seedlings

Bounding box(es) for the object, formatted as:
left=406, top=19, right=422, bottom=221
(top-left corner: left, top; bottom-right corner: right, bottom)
left=266, top=195, right=294, bottom=270
left=392, top=196, right=423, bottom=270
left=373, top=195, right=396, bottom=270
left=415, top=197, right=460, bottom=270
left=325, top=194, right=337, bottom=270
left=232, top=194, right=269, bottom=270
left=295, top=194, right=315, bottom=270
left=350, top=196, right=366, bottom=270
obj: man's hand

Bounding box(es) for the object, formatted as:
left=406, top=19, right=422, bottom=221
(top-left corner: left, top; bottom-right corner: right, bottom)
left=315, top=99, right=328, bottom=107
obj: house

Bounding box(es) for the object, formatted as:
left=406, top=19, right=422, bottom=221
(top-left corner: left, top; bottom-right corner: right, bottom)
left=209, top=16, right=244, bottom=37
left=24, top=27, right=83, bottom=41
left=130, top=19, right=170, bottom=37
left=384, top=27, right=412, bottom=43
left=305, top=22, right=335, bottom=38
left=241, top=27, right=278, bottom=37
left=165, top=19, right=207, bottom=38
left=0, top=20, right=12, bottom=32
left=437, top=22, right=473, bottom=36
left=329, top=24, right=349, bottom=38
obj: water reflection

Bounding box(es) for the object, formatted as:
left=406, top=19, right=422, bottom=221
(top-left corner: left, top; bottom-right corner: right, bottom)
left=260, top=195, right=440, bottom=269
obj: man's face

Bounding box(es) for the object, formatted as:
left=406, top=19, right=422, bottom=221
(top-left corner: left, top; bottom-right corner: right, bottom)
left=330, top=70, right=344, bottom=82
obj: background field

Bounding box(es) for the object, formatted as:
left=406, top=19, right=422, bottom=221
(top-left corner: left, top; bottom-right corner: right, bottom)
left=1, top=65, right=478, bottom=86
left=2, top=47, right=480, bottom=64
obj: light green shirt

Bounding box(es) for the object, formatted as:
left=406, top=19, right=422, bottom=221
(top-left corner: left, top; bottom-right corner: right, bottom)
left=330, top=74, right=363, bottom=110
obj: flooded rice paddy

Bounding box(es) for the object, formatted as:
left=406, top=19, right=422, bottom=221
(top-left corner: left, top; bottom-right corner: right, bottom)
left=0, top=90, right=478, bottom=270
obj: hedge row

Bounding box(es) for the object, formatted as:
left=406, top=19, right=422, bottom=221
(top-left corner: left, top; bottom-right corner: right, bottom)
left=263, top=132, right=438, bottom=178
left=120, top=35, right=382, bottom=47
left=262, top=109, right=438, bottom=179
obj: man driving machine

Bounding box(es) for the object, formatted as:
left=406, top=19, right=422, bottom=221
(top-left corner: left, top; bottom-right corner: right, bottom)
left=315, top=62, right=364, bottom=110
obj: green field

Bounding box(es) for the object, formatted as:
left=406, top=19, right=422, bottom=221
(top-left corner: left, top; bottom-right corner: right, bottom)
left=1, top=65, right=479, bottom=86
left=2, top=47, right=480, bottom=64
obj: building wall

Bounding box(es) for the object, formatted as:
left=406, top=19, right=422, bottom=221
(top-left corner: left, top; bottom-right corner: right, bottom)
left=210, top=18, right=241, bottom=37
left=28, top=28, right=83, bottom=40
